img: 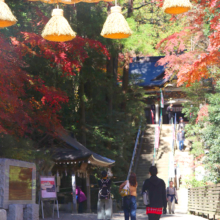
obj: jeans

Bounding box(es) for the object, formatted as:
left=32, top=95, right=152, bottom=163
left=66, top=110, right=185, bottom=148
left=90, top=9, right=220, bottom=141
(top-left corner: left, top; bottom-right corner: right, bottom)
left=179, top=140, right=184, bottom=150
left=123, top=196, right=137, bottom=220
left=148, top=214, right=161, bottom=220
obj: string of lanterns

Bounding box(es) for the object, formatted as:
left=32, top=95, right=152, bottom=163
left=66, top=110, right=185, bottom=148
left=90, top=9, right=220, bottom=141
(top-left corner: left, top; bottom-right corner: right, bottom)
left=0, top=0, right=192, bottom=42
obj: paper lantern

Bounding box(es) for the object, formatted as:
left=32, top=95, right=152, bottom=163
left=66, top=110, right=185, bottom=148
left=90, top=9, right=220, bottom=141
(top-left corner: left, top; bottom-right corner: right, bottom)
left=101, top=6, right=132, bottom=39
left=163, top=0, right=192, bottom=15
left=42, top=8, right=76, bottom=42
left=0, top=0, right=17, bottom=28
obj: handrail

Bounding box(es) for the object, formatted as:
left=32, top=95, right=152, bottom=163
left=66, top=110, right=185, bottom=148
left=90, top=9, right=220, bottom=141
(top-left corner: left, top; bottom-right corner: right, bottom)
left=127, top=124, right=142, bottom=180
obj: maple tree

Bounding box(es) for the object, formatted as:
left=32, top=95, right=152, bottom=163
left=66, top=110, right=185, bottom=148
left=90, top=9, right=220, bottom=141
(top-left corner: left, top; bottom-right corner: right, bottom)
left=0, top=34, right=68, bottom=137
left=155, top=0, right=220, bottom=86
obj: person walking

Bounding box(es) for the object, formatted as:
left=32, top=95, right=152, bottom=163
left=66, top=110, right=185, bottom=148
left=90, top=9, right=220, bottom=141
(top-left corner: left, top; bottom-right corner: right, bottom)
left=177, top=129, right=185, bottom=151
left=167, top=180, right=178, bottom=214
left=119, top=173, right=138, bottom=220
left=97, top=170, right=112, bottom=220
left=178, top=118, right=185, bottom=130
left=142, top=166, right=167, bottom=220
left=167, top=104, right=174, bottom=124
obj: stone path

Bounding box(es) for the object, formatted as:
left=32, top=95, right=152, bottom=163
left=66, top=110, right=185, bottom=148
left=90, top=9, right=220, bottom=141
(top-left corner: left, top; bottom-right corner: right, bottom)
left=43, top=210, right=205, bottom=220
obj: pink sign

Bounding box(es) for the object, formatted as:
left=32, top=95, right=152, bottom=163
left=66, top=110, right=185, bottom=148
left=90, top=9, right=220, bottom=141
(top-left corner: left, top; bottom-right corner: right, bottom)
left=40, top=176, right=57, bottom=199
left=155, top=126, right=160, bottom=149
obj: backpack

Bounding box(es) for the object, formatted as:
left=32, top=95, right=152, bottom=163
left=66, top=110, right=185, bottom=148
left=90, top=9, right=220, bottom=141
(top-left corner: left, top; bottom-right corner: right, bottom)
left=99, top=179, right=110, bottom=199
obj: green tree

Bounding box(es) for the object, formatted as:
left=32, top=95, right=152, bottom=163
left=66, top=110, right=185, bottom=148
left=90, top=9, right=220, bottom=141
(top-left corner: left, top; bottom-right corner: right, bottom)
left=202, top=81, right=220, bottom=183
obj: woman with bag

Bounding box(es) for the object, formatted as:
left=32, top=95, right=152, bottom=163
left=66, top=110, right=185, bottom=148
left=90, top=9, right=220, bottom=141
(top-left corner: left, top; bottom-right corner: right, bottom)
left=76, top=186, right=87, bottom=213
left=119, top=173, right=138, bottom=220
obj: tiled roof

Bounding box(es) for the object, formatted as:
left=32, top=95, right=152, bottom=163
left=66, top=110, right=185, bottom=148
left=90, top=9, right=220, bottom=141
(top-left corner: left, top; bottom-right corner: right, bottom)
left=129, top=56, right=168, bottom=87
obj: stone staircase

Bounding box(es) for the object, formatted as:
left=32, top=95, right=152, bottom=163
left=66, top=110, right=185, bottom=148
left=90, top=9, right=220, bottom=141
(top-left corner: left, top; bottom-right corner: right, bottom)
left=156, top=125, right=173, bottom=186
left=133, top=124, right=173, bottom=208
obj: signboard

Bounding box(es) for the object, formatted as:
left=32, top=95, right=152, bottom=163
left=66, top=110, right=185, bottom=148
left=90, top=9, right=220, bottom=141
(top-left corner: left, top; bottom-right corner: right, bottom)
left=40, top=176, right=57, bottom=199
left=9, top=166, right=33, bottom=200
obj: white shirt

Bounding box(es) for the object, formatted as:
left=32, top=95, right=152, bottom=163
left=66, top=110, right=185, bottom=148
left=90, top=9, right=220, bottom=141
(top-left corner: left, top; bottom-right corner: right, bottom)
left=167, top=187, right=178, bottom=201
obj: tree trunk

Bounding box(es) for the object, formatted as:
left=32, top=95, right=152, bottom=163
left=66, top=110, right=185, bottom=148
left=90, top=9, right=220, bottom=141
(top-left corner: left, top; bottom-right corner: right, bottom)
left=128, top=0, right=133, bottom=17
left=80, top=78, right=86, bottom=146
left=121, top=52, right=130, bottom=111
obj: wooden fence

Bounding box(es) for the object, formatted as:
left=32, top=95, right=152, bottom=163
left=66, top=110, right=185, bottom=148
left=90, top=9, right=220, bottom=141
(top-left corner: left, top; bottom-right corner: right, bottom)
left=188, top=184, right=220, bottom=219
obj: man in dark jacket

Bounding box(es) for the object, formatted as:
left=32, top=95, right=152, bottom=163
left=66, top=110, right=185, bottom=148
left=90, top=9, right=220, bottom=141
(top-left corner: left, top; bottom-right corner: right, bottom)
left=142, top=166, right=167, bottom=220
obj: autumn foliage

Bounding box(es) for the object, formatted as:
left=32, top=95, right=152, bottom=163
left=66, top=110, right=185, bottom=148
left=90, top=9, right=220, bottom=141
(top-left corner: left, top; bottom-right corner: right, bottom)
left=12, top=33, right=109, bottom=76
left=0, top=34, right=70, bottom=136
left=196, top=104, right=208, bottom=123
left=156, top=0, right=220, bottom=86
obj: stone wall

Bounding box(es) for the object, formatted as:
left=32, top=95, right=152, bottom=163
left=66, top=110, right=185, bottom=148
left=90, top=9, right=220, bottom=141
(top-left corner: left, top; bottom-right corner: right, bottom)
left=0, top=209, right=7, bottom=220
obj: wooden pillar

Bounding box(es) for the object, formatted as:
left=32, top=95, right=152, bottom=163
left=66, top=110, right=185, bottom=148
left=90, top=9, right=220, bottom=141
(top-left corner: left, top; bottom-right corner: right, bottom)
left=71, top=173, right=77, bottom=213
left=86, top=171, right=91, bottom=213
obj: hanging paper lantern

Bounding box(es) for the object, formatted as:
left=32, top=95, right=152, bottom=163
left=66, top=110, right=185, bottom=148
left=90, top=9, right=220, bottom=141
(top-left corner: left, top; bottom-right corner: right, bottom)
left=101, top=6, right=132, bottom=39
left=163, top=0, right=192, bottom=15
left=42, top=8, right=76, bottom=42
left=0, top=0, right=17, bottom=28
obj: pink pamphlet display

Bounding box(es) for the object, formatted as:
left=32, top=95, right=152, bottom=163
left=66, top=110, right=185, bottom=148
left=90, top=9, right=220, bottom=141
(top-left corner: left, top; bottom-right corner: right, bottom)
left=40, top=176, right=57, bottom=199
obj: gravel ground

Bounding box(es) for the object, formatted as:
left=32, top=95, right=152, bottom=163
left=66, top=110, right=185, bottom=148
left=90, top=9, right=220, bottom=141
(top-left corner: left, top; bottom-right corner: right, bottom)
left=42, top=210, right=206, bottom=220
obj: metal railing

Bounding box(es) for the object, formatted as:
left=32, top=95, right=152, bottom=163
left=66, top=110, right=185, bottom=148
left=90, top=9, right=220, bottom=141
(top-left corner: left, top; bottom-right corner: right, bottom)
left=127, top=124, right=142, bottom=180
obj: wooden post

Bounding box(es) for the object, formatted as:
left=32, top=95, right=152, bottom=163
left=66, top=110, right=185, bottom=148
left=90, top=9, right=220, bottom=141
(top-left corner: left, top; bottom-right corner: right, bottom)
left=86, top=171, right=91, bottom=213
left=71, top=172, right=77, bottom=213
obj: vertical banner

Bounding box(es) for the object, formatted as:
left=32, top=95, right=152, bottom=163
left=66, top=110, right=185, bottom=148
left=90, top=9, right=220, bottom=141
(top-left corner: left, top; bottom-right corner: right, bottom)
left=160, top=89, right=164, bottom=108
left=155, top=125, right=160, bottom=149
left=168, top=152, right=175, bottom=178
left=151, top=110, right=155, bottom=124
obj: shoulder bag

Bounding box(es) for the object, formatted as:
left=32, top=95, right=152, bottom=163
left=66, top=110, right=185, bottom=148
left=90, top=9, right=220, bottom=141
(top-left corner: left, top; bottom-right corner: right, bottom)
left=119, top=181, right=130, bottom=197
left=143, top=190, right=150, bottom=205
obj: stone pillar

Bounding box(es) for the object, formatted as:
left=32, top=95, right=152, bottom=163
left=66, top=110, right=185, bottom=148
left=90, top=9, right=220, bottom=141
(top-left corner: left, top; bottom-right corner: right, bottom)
left=0, top=209, right=6, bottom=220
left=155, top=104, right=159, bottom=124
left=23, top=204, right=39, bottom=220
left=71, top=173, right=77, bottom=213
left=86, top=172, right=91, bottom=213
left=7, top=204, right=23, bottom=220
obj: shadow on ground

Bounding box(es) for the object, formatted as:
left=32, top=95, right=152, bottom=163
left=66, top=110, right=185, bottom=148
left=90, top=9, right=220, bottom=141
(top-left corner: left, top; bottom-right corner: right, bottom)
left=42, top=210, right=207, bottom=220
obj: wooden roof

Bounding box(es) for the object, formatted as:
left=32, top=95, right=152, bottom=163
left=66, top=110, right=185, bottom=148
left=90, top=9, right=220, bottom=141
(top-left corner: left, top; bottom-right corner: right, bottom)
left=52, top=130, right=115, bottom=168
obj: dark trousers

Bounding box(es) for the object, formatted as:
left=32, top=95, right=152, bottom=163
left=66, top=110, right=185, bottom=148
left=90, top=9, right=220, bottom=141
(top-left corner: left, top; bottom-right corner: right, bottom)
left=169, top=116, right=174, bottom=124
left=78, top=202, right=83, bottom=213
left=148, top=214, right=161, bottom=220
left=123, top=196, right=137, bottom=220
